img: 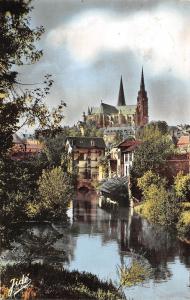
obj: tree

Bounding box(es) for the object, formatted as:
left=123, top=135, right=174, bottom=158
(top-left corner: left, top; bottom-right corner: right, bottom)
left=174, top=172, right=190, bottom=202
left=36, top=167, right=74, bottom=219
left=0, top=158, right=37, bottom=223
left=39, top=134, right=68, bottom=169
left=131, top=135, right=174, bottom=180
left=138, top=183, right=180, bottom=226
left=137, top=121, right=168, bottom=141
left=137, top=170, right=167, bottom=198
left=0, top=0, right=65, bottom=156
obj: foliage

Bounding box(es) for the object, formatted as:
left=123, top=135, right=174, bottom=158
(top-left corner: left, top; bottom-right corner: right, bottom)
left=99, top=155, right=109, bottom=178
left=39, top=134, right=68, bottom=169
left=0, top=264, right=123, bottom=300
left=118, top=256, right=152, bottom=287
left=181, top=202, right=190, bottom=211
left=83, top=124, right=103, bottom=138
left=113, top=131, right=124, bottom=145
left=0, top=158, right=38, bottom=223
left=34, top=167, right=74, bottom=219
left=174, top=172, right=190, bottom=201
left=137, top=170, right=167, bottom=198
left=177, top=211, right=190, bottom=240
left=137, top=121, right=168, bottom=141
left=0, top=0, right=65, bottom=156
left=141, top=186, right=180, bottom=226
left=131, top=135, right=174, bottom=180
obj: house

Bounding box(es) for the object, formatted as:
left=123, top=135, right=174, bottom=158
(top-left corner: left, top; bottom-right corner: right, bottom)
left=177, top=135, right=190, bottom=153
left=65, top=137, right=106, bottom=181
left=109, top=139, right=141, bottom=178
left=166, top=153, right=190, bottom=181
left=11, top=133, right=43, bottom=159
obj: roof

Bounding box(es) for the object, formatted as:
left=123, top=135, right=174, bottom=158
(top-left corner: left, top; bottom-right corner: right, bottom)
left=118, top=139, right=141, bottom=147
left=91, top=103, right=118, bottom=115
left=177, top=135, right=190, bottom=146
left=66, top=136, right=106, bottom=149
left=91, top=102, right=136, bottom=116
left=117, top=139, right=141, bottom=152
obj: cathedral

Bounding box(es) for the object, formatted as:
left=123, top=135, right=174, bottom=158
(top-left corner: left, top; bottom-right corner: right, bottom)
left=83, top=68, right=149, bottom=128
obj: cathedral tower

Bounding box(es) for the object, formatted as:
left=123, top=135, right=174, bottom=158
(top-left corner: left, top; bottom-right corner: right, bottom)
left=136, top=68, right=148, bottom=126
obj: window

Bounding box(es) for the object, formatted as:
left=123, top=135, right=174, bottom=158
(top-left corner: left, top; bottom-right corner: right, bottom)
left=129, top=153, right=132, bottom=161
left=79, top=153, right=84, bottom=160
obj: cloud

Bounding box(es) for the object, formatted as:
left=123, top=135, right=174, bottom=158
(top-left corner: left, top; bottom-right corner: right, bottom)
left=47, top=7, right=190, bottom=79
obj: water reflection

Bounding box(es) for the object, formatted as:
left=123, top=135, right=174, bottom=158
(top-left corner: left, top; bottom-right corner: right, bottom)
left=70, top=191, right=190, bottom=299
left=1, top=191, right=190, bottom=299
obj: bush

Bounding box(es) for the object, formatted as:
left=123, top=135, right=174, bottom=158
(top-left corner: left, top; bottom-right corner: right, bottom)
left=118, top=256, right=152, bottom=287
left=137, top=170, right=167, bottom=198
left=35, top=167, right=74, bottom=219
left=177, top=211, right=190, bottom=240
left=174, top=172, right=190, bottom=202
left=137, top=172, right=181, bottom=227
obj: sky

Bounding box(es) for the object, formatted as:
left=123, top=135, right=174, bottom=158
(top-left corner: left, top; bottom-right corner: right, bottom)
left=18, top=0, right=190, bottom=126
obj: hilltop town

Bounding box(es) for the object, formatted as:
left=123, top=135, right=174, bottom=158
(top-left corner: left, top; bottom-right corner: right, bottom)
left=12, top=69, right=190, bottom=186
left=1, top=1, right=190, bottom=300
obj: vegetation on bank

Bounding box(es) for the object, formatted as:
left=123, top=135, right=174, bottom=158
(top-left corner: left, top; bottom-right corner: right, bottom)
left=131, top=124, right=190, bottom=242
left=0, top=0, right=73, bottom=224
left=0, top=264, right=124, bottom=300
left=134, top=170, right=190, bottom=241
left=1, top=151, right=75, bottom=224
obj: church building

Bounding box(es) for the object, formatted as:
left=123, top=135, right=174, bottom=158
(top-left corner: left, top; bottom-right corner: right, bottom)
left=83, top=68, right=149, bottom=129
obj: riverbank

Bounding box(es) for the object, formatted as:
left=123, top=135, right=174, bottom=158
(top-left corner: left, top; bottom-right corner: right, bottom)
left=0, top=264, right=124, bottom=300
left=135, top=201, right=190, bottom=243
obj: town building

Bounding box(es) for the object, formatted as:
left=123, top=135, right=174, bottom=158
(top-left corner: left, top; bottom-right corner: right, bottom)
left=11, top=133, right=43, bottom=159
left=177, top=135, right=190, bottom=153
left=83, top=68, right=149, bottom=129
left=65, top=137, right=106, bottom=181
left=166, top=153, right=190, bottom=181
left=108, top=139, right=141, bottom=178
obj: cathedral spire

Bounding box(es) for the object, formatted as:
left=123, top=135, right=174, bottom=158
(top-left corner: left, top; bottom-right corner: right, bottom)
left=117, top=76, right=126, bottom=106
left=136, top=67, right=149, bottom=127
left=140, top=67, right=145, bottom=90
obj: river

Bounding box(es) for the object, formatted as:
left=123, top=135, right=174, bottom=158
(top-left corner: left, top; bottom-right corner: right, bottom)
left=1, top=191, right=190, bottom=300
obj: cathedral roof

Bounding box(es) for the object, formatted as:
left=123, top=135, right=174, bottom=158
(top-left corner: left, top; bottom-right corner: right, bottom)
left=91, top=103, right=136, bottom=116
left=91, top=103, right=118, bottom=115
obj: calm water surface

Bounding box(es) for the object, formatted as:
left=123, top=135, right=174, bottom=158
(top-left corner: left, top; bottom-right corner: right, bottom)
left=1, top=191, right=190, bottom=300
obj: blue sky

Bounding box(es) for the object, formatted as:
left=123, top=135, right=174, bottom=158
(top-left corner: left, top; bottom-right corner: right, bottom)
left=19, top=0, right=190, bottom=126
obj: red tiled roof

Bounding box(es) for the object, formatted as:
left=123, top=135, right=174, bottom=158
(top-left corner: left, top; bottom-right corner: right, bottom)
left=177, top=135, right=190, bottom=146
left=117, top=139, right=141, bottom=148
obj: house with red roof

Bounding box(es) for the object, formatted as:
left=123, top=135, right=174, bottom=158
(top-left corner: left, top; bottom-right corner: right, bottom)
left=177, top=135, right=190, bottom=153
left=11, top=133, right=43, bottom=160
left=109, top=139, right=141, bottom=177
